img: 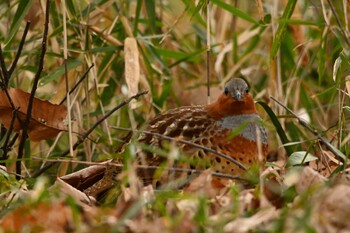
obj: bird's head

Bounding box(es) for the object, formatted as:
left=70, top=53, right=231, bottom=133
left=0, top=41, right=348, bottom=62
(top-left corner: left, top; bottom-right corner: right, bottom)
left=207, top=78, right=257, bottom=119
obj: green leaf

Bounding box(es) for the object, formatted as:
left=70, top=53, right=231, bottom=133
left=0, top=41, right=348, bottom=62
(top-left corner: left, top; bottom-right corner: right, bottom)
left=287, top=151, right=318, bottom=166
left=5, top=0, right=34, bottom=47
left=133, top=0, right=143, bottom=36
left=211, top=0, right=258, bottom=24
left=145, top=0, right=156, bottom=32
left=66, top=0, right=77, bottom=16
left=39, top=60, right=82, bottom=86
left=270, top=0, right=297, bottom=60
left=257, top=101, right=293, bottom=156
left=193, top=0, right=207, bottom=16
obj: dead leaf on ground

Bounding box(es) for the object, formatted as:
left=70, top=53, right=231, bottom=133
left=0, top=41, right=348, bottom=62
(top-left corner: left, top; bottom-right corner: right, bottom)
left=0, top=200, right=78, bottom=232
left=57, top=160, right=124, bottom=200
left=224, top=207, right=279, bottom=233
left=310, top=149, right=340, bottom=177
left=184, top=169, right=228, bottom=198
left=313, top=184, right=350, bottom=233
left=54, top=177, right=93, bottom=205
left=262, top=167, right=285, bottom=208
left=295, top=167, right=327, bottom=194
left=0, top=88, right=67, bottom=141
left=331, top=167, right=350, bottom=186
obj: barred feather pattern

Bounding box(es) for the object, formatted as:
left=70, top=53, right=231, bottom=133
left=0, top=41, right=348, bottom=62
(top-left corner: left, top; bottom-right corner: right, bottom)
left=137, top=105, right=268, bottom=186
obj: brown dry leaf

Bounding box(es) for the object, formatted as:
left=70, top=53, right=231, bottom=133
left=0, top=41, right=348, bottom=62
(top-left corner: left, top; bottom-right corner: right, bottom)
left=262, top=167, right=285, bottom=208
left=184, top=169, right=228, bottom=198
left=59, top=163, right=108, bottom=190
left=0, top=201, right=77, bottom=232
left=25, top=1, right=42, bottom=29
left=58, top=161, right=119, bottom=199
left=238, top=189, right=261, bottom=213
left=295, top=167, right=327, bottom=194
left=50, top=69, right=79, bottom=104
left=224, top=207, right=279, bottom=233
left=309, top=149, right=340, bottom=177
left=114, top=185, right=155, bottom=219
left=0, top=88, right=67, bottom=141
left=331, top=168, right=350, bottom=186
left=125, top=217, right=170, bottom=233
left=54, top=177, right=93, bottom=205
left=124, top=37, right=140, bottom=100
left=312, top=184, right=350, bottom=233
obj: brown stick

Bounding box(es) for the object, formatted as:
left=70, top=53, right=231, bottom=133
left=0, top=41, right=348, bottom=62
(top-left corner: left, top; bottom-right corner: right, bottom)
left=271, top=96, right=346, bottom=163
left=16, top=0, right=50, bottom=179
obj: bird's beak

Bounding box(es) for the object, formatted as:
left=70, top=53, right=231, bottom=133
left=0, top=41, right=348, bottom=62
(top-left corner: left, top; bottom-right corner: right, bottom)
left=233, top=90, right=243, bottom=101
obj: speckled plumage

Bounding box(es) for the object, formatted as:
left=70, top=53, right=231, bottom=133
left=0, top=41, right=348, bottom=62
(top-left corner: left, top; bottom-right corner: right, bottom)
left=136, top=78, right=268, bottom=186
left=84, top=78, right=268, bottom=196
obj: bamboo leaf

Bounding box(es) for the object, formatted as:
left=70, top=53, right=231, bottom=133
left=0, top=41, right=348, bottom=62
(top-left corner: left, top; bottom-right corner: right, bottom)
left=145, top=0, right=156, bottom=32
left=287, top=151, right=318, bottom=166
left=258, top=101, right=293, bottom=156
left=270, top=0, right=297, bottom=60
left=5, top=0, right=34, bottom=47
left=211, top=0, right=258, bottom=24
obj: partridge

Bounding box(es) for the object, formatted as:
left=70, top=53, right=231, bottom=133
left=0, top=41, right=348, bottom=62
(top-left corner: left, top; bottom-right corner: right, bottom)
left=137, top=77, right=268, bottom=185
left=84, top=78, right=268, bottom=195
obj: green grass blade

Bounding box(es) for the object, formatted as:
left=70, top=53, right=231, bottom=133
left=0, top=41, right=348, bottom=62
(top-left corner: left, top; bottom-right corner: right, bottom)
left=258, top=101, right=293, bottom=156
left=39, top=60, right=82, bottom=86
left=145, top=0, right=156, bottom=32
left=270, top=0, right=297, bottom=60
left=287, top=151, right=318, bottom=166
left=211, top=0, right=258, bottom=24
left=5, top=0, right=34, bottom=47
left=133, top=0, right=143, bottom=36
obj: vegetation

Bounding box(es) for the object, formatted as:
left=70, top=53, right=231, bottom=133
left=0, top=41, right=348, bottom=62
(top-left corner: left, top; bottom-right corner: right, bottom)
left=1, top=0, right=350, bottom=232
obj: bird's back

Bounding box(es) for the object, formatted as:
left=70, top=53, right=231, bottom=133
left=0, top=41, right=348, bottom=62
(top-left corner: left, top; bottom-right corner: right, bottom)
left=137, top=105, right=268, bottom=186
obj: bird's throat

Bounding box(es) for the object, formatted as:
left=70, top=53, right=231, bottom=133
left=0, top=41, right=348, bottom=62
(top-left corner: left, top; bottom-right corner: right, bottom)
left=207, top=94, right=257, bottom=119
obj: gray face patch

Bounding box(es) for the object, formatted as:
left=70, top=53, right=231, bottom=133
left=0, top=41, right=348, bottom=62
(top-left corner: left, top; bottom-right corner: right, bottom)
left=218, top=114, right=268, bottom=145
left=224, top=78, right=249, bottom=101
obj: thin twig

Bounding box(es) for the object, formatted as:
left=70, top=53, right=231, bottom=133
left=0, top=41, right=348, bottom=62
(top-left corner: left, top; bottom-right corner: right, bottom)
left=31, top=157, right=244, bottom=181
left=112, top=126, right=248, bottom=171
left=0, top=45, right=9, bottom=83
left=59, top=64, right=94, bottom=105
left=206, top=0, right=211, bottom=105
left=271, top=96, right=346, bottom=163
left=31, top=90, right=149, bottom=178
left=8, top=22, right=31, bottom=79
left=8, top=133, right=19, bottom=150
left=16, top=0, right=50, bottom=179
left=327, top=0, right=350, bottom=47
left=0, top=71, right=4, bottom=89
left=1, top=108, right=19, bottom=159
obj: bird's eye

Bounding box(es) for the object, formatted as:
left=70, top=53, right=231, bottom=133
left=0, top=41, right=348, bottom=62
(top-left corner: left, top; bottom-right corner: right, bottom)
left=224, top=87, right=229, bottom=95
left=245, top=88, right=249, bottom=93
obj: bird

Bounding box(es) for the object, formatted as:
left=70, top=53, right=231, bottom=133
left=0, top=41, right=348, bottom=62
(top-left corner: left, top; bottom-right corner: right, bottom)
left=84, top=78, right=268, bottom=196
left=137, top=77, right=268, bottom=186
